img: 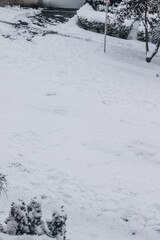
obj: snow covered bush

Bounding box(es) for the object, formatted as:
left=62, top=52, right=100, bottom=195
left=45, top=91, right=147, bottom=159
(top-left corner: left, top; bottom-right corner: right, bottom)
left=0, top=199, right=67, bottom=239
left=0, top=174, right=7, bottom=195
left=124, top=0, right=159, bottom=61
left=47, top=206, right=67, bottom=240
left=27, top=198, right=45, bottom=235
left=27, top=199, right=67, bottom=238
left=77, top=3, right=134, bottom=39
left=5, top=200, right=29, bottom=235
left=85, top=0, right=105, bottom=11
left=137, top=14, right=159, bottom=42
left=85, top=0, right=122, bottom=11
left=77, top=4, right=105, bottom=33
left=107, top=3, right=134, bottom=39
left=152, top=19, right=160, bottom=44
left=80, top=0, right=159, bottom=43
left=152, top=21, right=160, bottom=44
left=137, top=21, right=148, bottom=41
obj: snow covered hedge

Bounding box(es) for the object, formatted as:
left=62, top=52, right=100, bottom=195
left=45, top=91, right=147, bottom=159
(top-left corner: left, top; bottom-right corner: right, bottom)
left=0, top=199, right=67, bottom=239
left=77, top=4, right=134, bottom=39
left=77, top=1, right=159, bottom=43
left=77, top=4, right=105, bottom=34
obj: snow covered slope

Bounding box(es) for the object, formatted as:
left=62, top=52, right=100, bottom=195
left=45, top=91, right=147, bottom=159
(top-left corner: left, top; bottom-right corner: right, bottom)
left=0, top=6, right=160, bottom=240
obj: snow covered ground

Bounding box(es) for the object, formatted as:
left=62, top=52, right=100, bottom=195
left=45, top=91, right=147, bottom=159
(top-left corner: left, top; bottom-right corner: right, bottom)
left=0, top=6, right=160, bottom=240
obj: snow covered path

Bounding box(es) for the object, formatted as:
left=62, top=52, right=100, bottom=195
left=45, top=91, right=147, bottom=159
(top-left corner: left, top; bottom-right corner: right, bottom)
left=0, top=6, right=160, bottom=240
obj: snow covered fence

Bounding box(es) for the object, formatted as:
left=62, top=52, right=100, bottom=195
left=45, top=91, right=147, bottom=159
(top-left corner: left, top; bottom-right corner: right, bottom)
left=77, top=4, right=134, bottom=39
left=0, top=199, right=67, bottom=240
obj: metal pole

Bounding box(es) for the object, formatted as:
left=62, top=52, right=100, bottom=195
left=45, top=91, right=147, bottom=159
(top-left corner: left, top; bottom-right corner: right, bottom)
left=104, top=2, right=109, bottom=53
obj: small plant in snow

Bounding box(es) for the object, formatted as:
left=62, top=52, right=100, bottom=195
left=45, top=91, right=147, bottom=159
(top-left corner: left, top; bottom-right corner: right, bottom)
left=27, top=198, right=48, bottom=235
left=0, top=199, right=67, bottom=239
left=5, top=200, right=29, bottom=235
left=47, top=206, right=67, bottom=240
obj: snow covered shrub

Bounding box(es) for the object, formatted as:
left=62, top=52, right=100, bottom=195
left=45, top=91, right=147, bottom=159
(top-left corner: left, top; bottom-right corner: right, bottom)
left=5, top=200, right=29, bottom=235
left=27, top=198, right=45, bottom=235
left=85, top=0, right=122, bottom=11
left=107, top=1, right=134, bottom=39
left=137, top=14, right=159, bottom=42
left=107, top=10, right=134, bottom=39
left=77, top=4, right=105, bottom=33
left=77, top=3, right=133, bottom=39
left=81, top=0, right=159, bottom=43
left=137, top=21, right=148, bottom=41
left=85, top=0, right=105, bottom=11
left=152, top=22, right=160, bottom=44
left=0, top=174, right=7, bottom=195
left=47, top=206, right=67, bottom=240
left=1, top=199, right=67, bottom=239
left=124, top=0, right=159, bottom=38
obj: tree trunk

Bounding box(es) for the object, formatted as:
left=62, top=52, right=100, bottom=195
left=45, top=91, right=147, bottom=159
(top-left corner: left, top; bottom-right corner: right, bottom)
left=146, top=38, right=160, bottom=62
left=144, top=0, right=149, bottom=55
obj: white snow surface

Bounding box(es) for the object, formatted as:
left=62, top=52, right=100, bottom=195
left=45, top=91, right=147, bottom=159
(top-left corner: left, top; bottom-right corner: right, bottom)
left=0, top=5, right=160, bottom=240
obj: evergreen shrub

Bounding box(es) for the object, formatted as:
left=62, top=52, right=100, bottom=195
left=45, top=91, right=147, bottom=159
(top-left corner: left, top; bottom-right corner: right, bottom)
left=0, top=199, right=67, bottom=239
